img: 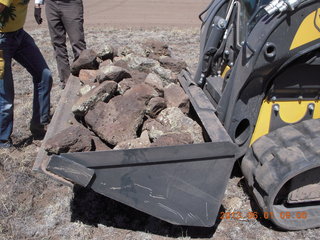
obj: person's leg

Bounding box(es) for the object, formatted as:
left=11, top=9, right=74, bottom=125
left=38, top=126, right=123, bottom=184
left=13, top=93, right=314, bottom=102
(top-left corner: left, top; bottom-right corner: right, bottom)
left=0, top=33, right=15, bottom=146
left=60, top=0, right=86, bottom=60
left=13, top=30, right=52, bottom=137
left=45, top=0, right=70, bottom=86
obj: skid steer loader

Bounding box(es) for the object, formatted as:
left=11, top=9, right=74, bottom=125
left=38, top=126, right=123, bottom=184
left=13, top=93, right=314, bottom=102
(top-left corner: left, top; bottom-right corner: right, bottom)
left=33, top=0, right=320, bottom=231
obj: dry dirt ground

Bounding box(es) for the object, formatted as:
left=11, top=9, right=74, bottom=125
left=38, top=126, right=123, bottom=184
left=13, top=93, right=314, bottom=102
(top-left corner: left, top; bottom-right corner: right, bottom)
left=0, top=1, right=319, bottom=240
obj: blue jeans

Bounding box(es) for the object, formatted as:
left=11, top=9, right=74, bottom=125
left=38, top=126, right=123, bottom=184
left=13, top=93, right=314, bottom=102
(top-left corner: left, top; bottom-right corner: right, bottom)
left=0, top=29, right=52, bottom=141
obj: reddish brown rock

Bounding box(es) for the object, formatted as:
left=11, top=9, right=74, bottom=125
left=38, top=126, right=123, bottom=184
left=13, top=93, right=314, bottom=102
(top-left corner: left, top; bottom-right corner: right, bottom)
left=79, top=69, right=98, bottom=85
left=159, top=56, right=187, bottom=73
left=85, top=84, right=158, bottom=145
left=113, top=59, right=129, bottom=70
left=71, top=49, right=99, bottom=76
left=117, top=71, right=148, bottom=95
left=99, top=59, right=113, bottom=68
left=91, top=136, right=111, bottom=151
left=164, top=83, right=190, bottom=113
left=130, top=70, right=148, bottom=83
left=72, top=81, right=117, bottom=116
left=44, top=125, right=93, bottom=154
left=117, top=78, right=135, bottom=95
left=146, top=97, right=166, bottom=118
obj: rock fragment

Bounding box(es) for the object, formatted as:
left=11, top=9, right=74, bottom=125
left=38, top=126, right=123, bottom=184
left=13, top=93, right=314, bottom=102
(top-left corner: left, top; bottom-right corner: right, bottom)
left=164, top=83, right=189, bottom=114
left=72, top=81, right=117, bottom=116
left=159, top=56, right=187, bottom=73
left=156, top=107, right=204, bottom=143
left=71, top=49, right=99, bottom=76
left=85, top=84, right=158, bottom=145
left=44, top=125, right=93, bottom=154
left=123, top=54, right=158, bottom=72
left=96, top=65, right=131, bottom=83
left=79, top=69, right=98, bottom=85
left=146, top=97, right=166, bottom=118
left=151, top=132, right=193, bottom=147
left=97, top=45, right=116, bottom=61
left=145, top=73, right=164, bottom=95
left=114, top=130, right=151, bottom=150
left=91, top=136, right=111, bottom=151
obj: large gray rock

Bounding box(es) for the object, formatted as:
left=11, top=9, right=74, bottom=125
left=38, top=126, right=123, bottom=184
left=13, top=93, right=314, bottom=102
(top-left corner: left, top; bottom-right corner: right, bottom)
left=164, top=83, right=189, bottom=114
left=159, top=56, right=187, bottom=73
left=114, top=130, right=151, bottom=150
left=156, top=107, right=204, bottom=143
left=85, top=84, right=158, bottom=145
left=44, top=125, right=93, bottom=154
left=72, top=81, right=117, bottom=116
left=123, top=53, right=159, bottom=72
left=96, top=65, right=131, bottom=83
left=146, top=97, right=166, bottom=118
left=71, top=49, right=99, bottom=76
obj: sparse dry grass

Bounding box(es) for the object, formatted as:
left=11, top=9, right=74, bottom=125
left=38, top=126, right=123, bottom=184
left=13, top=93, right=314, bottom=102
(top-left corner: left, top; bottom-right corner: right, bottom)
left=0, top=27, right=319, bottom=240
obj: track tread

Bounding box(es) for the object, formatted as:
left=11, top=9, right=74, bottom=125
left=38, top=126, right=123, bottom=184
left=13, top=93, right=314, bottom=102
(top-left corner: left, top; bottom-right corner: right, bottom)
left=242, top=119, right=320, bottom=230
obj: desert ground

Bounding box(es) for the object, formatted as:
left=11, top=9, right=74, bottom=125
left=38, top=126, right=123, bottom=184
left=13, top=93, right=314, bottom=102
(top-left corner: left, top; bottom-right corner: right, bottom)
left=0, top=0, right=319, bottom=239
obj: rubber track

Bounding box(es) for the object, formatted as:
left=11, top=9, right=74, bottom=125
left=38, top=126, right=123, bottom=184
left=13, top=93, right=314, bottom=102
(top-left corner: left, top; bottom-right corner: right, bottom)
left=242, top=118, right=320, bottom=230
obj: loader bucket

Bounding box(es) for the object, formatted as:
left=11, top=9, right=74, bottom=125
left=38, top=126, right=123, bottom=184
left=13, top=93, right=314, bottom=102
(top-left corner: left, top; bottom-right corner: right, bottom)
left=48, top=142, right=235, bottom=227
left=34, top=72, right=237, bottom=227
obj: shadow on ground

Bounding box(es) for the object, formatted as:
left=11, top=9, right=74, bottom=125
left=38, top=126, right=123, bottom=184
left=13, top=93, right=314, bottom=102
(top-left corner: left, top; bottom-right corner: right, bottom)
left=71, top=185, right=222, bottom=238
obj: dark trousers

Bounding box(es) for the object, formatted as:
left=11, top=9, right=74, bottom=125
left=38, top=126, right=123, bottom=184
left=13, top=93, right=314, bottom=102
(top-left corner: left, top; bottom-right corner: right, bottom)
left=45, top=0, right=86, bottom=83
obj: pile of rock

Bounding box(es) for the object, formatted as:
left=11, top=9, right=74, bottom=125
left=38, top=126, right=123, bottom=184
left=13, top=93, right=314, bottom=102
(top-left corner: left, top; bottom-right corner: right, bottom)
left=45, top=40, right=204, bottom=155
